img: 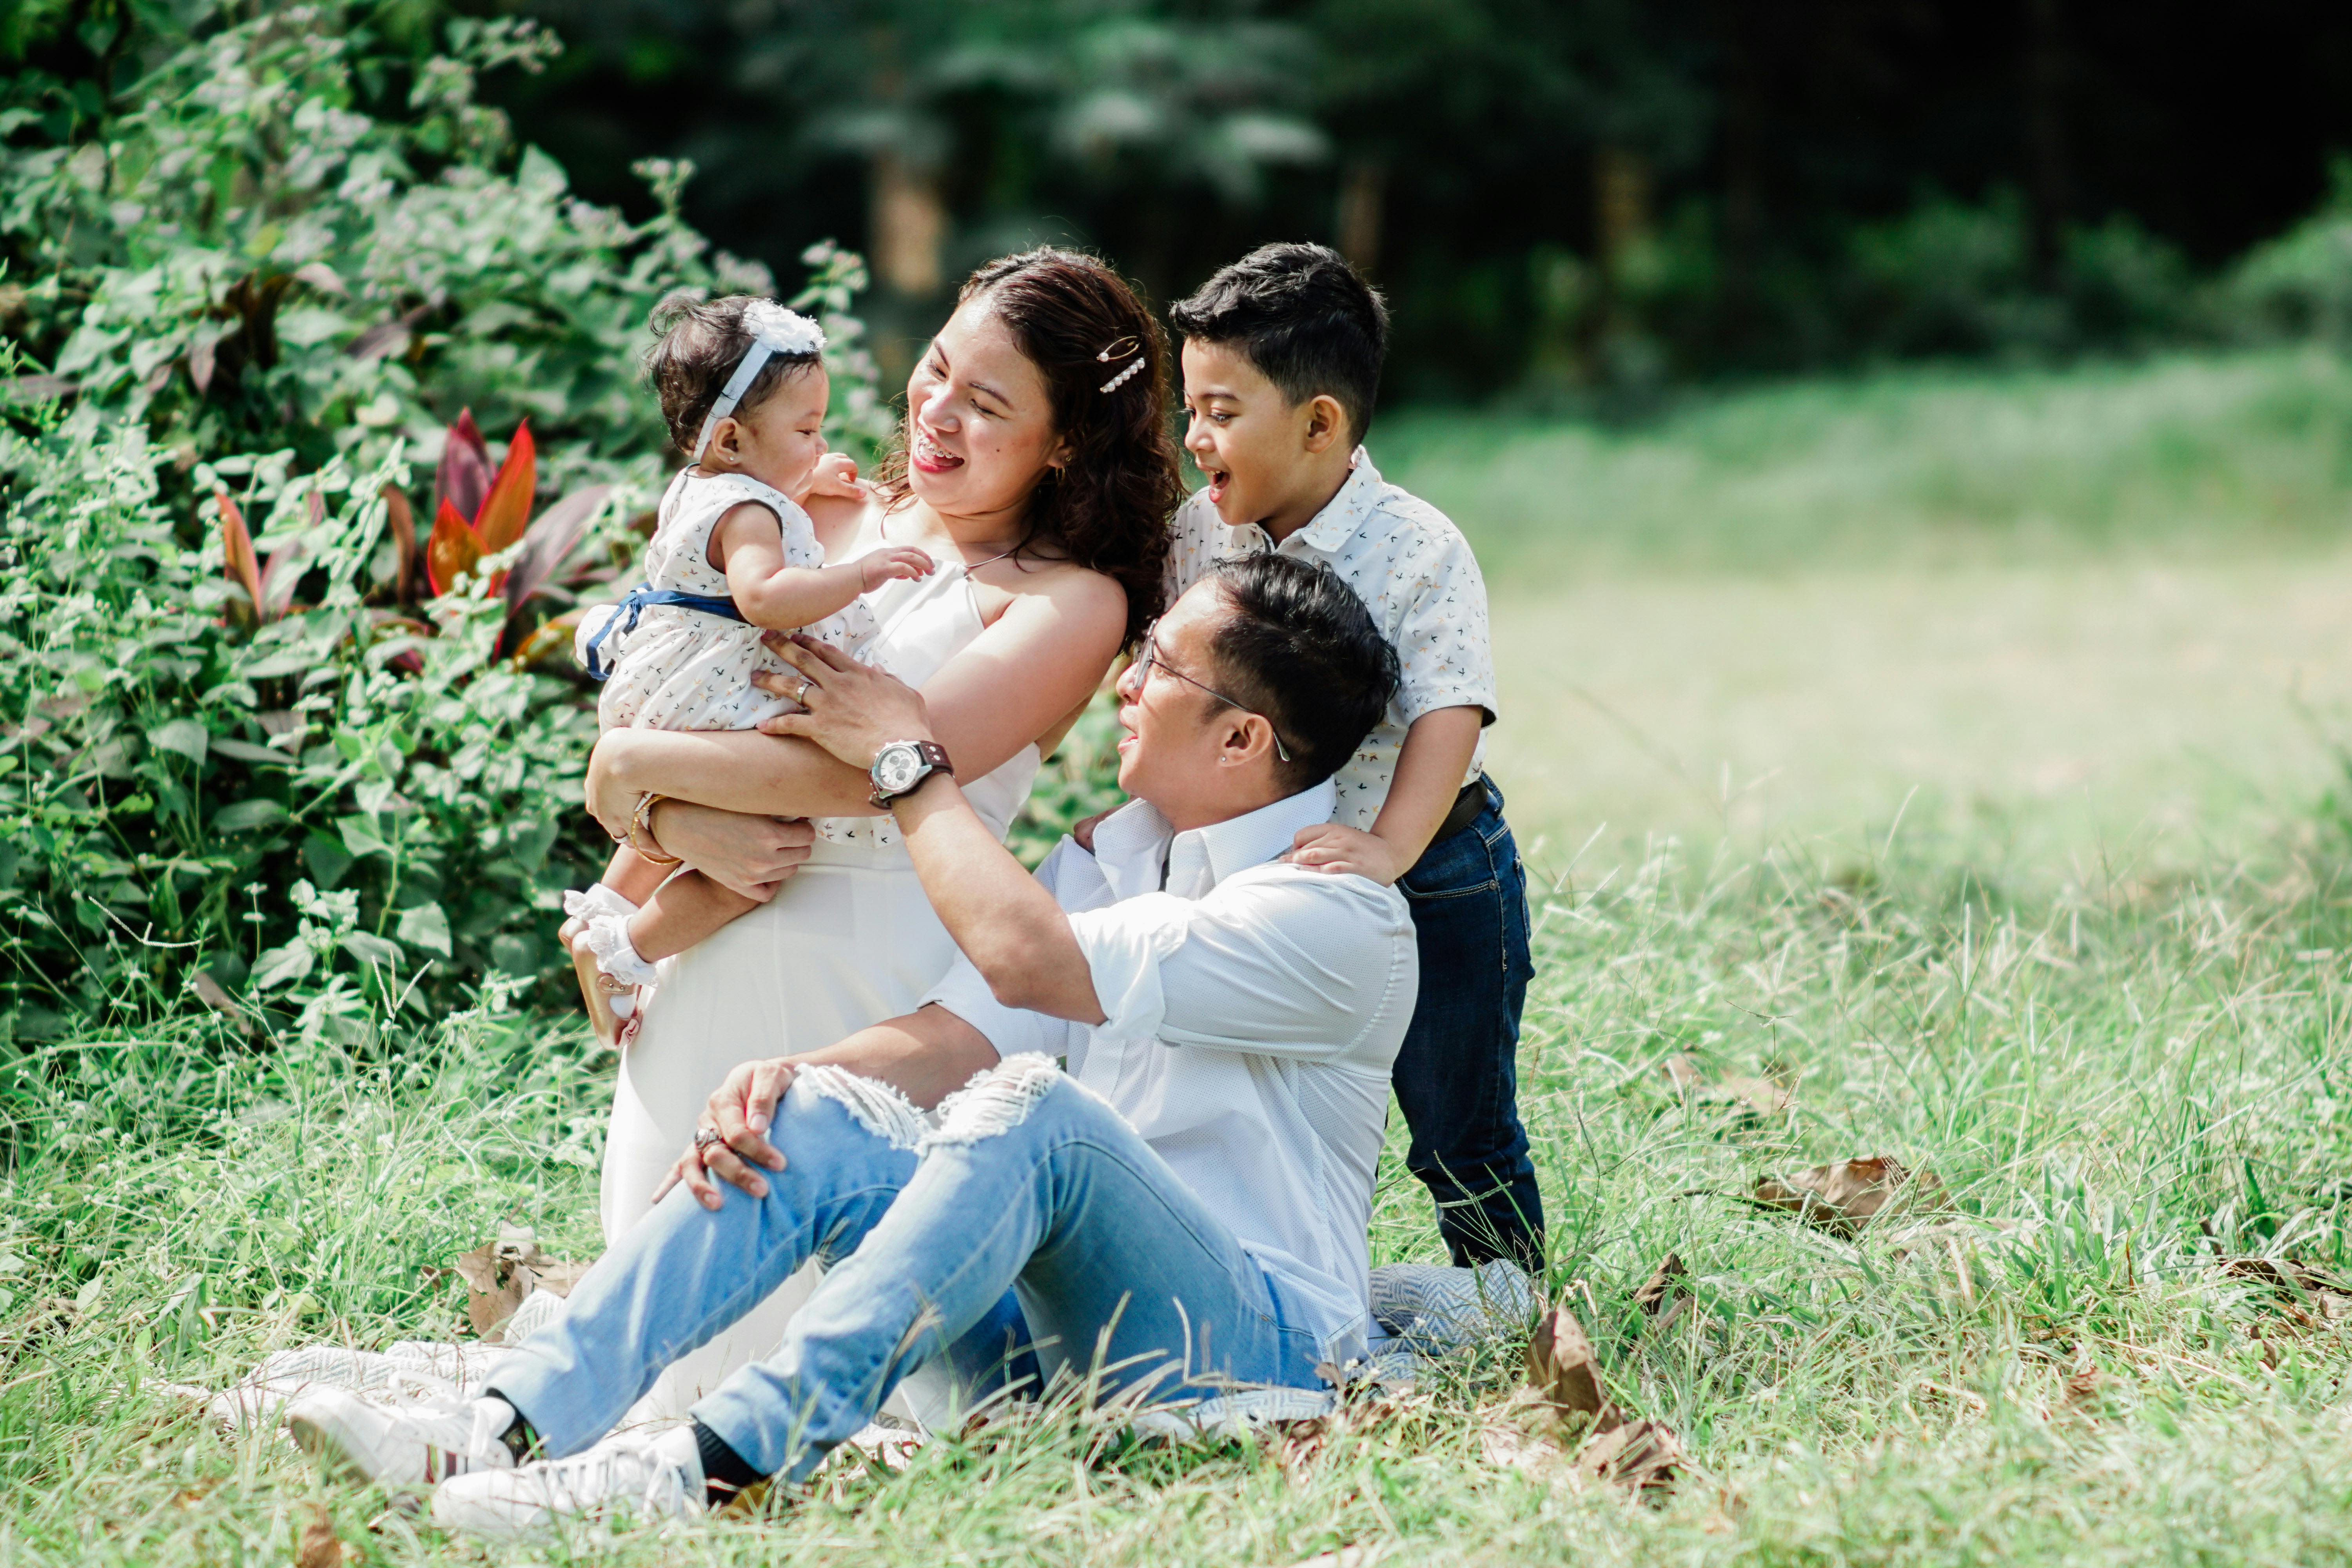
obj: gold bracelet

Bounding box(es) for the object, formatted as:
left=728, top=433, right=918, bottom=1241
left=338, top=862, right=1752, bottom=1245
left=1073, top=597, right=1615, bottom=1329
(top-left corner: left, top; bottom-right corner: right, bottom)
left=627, top=793, right=684, bottom=867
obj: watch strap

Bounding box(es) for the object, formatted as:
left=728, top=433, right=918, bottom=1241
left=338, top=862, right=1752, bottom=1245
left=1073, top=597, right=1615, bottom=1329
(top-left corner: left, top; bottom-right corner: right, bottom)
left=869, top=740, right=954, bottom=809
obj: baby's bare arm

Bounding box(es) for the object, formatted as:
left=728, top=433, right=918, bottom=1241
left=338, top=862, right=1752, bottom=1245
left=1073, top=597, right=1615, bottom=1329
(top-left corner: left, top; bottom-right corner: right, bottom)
left=712, top=504, right=932, bottom=632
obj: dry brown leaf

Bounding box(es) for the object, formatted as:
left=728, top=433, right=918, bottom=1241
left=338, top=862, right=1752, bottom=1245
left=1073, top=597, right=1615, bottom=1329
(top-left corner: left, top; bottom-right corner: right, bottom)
left=294, top=1504, right=348, bottom=1568
left=1633, top=1253, right=1690, bottom=1331
left=2058, top=1366, right=2118, bottom=1416
left=1272, top=1416, right=1332, bottom=1476
left=1525, top=1306, right=1621, bottom=1437
left=2216, top=1256, right=2352, bottom=1334
left=1663, top=1055, right=1790, bottom=1123
left=1577, top=1416, right=1685, bottom=1498
left=1477, top=1419, right=1568, bottom=1475
left=1753, top=1156, right=1948, bottom=1238
left=449, top=1225, right=589, bottom=1339
left=190, top=972, right=252, bottom=1038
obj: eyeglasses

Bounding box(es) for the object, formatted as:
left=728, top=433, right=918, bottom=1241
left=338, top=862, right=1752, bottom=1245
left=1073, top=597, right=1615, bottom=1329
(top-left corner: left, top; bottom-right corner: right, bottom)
left=1133, top=624, right=1294, bottom=764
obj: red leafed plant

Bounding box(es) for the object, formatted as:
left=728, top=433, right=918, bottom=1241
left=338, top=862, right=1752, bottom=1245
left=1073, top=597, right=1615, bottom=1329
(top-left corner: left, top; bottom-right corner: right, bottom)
left=214, top=490, right=307, bottom=625
left=426, top=410, right=535, bottom=597
left=215, top=409, right=611, bottom=662
left=405, top=410, right=611, bottom=656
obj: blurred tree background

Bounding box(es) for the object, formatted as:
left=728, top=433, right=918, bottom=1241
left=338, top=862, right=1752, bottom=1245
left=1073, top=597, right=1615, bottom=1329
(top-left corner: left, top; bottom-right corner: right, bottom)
left=501, top=0, right=2352, bottom=401
left=13, top=0, right=2352, bottom=405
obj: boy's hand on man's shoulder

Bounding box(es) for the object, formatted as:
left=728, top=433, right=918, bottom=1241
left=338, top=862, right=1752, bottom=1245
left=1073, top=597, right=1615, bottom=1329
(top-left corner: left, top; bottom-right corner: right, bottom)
left=1285, top=823, right=1406, bottom=886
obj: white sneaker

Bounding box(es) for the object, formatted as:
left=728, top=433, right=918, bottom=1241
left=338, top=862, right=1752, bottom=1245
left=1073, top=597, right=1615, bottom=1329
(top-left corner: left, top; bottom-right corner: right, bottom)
left=432, top=1426, right=706, bottom=1537
left=285, top=1389, right=518, bottom=1487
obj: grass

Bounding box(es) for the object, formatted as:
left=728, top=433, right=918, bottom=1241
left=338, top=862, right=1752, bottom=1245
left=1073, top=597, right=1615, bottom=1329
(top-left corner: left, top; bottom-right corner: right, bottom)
left=4, top=836, right=2352, bottom=1564
left=1381, top=348, right=2352, bottom=575
left=1373, top=349, right=2352, bottom=875
left=9, top=348, right=2352, bottom=1564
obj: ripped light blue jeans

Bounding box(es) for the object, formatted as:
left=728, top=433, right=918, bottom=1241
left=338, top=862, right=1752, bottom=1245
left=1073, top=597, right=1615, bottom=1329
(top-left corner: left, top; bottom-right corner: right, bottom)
left=485, top=1056, right=1328, bottom=1481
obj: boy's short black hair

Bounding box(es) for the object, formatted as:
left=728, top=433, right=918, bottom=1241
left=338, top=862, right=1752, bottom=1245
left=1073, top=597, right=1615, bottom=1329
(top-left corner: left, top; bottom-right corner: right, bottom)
left=642, top=292, right=823, bottom=455
left=1169, top=243, right=1390, bottom=442
left=1202, top=554, right=1399, bottom=792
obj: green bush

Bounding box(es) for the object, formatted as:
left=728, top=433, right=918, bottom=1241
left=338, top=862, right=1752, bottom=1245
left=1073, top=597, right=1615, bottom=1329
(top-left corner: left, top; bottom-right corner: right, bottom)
left=2223, top=156, right=2352, bottom=349
left=0, top=2, right=905, bottom=1038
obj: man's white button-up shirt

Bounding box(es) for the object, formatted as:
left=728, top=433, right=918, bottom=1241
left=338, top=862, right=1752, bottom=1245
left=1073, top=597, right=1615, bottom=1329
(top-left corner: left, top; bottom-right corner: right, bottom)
left=920, top=779, right=1418, bottom=1365
left=1163, top=449, right=1497, bottom=831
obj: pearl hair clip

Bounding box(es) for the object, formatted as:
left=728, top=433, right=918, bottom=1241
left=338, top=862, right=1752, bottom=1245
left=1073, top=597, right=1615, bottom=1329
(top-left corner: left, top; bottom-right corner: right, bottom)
left=1096, top=335, right=1144, bottom=394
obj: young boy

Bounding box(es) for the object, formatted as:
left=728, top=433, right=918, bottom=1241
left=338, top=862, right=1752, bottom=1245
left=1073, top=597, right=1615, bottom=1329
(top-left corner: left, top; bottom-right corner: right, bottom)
left=1158, top=242, right=1542, bottom=1271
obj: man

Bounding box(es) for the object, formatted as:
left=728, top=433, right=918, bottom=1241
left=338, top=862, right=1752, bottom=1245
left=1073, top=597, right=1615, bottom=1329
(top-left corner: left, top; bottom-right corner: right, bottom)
left=288, top=554, right=1413, bottom=1534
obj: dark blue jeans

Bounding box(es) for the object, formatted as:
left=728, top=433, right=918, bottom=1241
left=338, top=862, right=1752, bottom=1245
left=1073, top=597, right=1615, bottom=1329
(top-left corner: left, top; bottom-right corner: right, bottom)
left=1393, top=777, right=1544, bottom=1270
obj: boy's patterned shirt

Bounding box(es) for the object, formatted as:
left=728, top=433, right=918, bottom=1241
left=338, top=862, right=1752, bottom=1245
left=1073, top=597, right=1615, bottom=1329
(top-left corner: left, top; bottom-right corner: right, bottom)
left=1163, top=447, right=1495, bottom=833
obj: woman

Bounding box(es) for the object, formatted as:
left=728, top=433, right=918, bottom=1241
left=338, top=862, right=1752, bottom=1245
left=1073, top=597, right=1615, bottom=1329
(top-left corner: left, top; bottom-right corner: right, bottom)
left=581, top=250, right=1181, bottom=1416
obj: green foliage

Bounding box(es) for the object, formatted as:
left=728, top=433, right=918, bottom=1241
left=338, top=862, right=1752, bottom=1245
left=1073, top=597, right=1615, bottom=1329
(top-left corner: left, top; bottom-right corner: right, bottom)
left=2224, top=155, right=2352, bottom=350
left=1007, top=692, right=1128, bottom=867
left=0, top=419, right=603, bottom=1040
left=2, top=2, right=784, bottom=488
left=0, top=2, right=896, bottom=1034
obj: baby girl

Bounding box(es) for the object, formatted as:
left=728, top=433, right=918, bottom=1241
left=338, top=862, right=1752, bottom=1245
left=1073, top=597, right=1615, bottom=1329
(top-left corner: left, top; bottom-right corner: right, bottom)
left=560, top=294, right=931, bottom=1040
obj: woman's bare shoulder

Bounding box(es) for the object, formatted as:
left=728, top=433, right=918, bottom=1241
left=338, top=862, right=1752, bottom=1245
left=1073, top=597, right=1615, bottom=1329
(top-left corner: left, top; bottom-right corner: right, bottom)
left=987, top=554, right=1126, bottom=630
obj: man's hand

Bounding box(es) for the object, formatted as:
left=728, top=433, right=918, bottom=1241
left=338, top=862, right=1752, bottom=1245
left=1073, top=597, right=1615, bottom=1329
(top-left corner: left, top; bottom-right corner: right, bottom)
left=653, top=1056, right=797, bottom=1209
left=1287, top=822, right=1409, bottom=885
left=798, top=452, right=868, bottom=505
left=753, top=633, right=935, bottom=769
left=648, top=801, right=814, bottom=900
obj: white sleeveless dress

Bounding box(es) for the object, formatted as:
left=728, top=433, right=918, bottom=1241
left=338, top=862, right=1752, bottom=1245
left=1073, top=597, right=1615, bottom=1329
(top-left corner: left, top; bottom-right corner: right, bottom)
left=597, top=557, right=1042, bottom=1420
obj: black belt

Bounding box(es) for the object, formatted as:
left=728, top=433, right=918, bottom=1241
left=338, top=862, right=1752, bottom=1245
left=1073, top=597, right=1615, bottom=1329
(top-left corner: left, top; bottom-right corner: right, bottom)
left=1434, top=775, right=1490, bottom=844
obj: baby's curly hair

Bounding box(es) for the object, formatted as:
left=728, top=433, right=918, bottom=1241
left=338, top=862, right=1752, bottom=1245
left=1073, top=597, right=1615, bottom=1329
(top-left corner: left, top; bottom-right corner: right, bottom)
left=642, top=293, right=823, bottom=455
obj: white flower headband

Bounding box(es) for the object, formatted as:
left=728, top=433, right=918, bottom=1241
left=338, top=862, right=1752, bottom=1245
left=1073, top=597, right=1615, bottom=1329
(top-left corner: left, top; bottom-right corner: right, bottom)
left=691, top=301, right=828, bottom=462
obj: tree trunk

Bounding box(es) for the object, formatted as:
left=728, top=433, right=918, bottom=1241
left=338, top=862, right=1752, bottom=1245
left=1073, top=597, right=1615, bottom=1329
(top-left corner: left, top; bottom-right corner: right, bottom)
left=1336, top=158, right=1387, bottom=276
left=1593, top=145, right=1652, bottom=283
left=871, top=147, right=946, bottom=298
left=1714, top=0, right=1767, bottom=352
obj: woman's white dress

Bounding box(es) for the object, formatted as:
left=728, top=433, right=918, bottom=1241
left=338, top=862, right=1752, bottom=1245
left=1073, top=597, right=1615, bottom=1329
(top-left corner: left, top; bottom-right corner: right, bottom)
left=597, top=558, right=1041, bottom=1420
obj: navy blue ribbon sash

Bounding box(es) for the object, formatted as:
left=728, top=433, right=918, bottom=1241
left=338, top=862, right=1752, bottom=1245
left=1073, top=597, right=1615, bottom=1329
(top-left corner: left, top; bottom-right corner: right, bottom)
left=581, top=584, right=750, bottom=682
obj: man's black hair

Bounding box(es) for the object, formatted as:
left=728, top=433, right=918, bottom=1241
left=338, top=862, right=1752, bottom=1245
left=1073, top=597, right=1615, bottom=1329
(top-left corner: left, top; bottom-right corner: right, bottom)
left=1169, top=243, right=1390, bottom=442
left=1203, top=554, right=1399, bottom=791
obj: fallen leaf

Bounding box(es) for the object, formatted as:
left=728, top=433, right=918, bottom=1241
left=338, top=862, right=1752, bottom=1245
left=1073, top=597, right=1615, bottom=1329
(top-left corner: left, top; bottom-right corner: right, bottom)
left=295, top=1504, right=347, bottom=1568
left=1753, top=1156, right=1948, bottom=1238
left=449, top=1225, right=587, bottom=1339
left=190, top=972, right=252, bottom=1037
left=1633, top=1252, right=1689, bottom=1327
left=1525, top=1306, right=1620, bottom=1437
left=1664, top=1055, right=1790, bottom=1122
left=1578, top=1416, right=1685, bottom=1498
left=1478, top=1421, right=1567, bottom=1475
left=2218, top=1256, right=2352, bottom=1331
left=2062, top=1367, right=2110, bottom=1411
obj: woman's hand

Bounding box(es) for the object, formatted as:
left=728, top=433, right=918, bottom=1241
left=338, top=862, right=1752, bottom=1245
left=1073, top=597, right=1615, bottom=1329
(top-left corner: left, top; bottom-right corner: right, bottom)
left=654, top=1056, right=797, bottom=1209
left=648, top=800, right=815, bottom=901
left=754, top=633, right=936, bottom=770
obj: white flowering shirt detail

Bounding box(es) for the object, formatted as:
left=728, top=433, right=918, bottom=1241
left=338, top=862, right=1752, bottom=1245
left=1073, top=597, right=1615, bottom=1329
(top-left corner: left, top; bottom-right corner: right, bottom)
left=1163, top=449, right=1494, bottom=833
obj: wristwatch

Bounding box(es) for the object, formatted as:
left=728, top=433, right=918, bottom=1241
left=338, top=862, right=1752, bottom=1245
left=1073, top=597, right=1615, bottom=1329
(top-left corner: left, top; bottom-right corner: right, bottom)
left=869, top=739, right=953, bottom=809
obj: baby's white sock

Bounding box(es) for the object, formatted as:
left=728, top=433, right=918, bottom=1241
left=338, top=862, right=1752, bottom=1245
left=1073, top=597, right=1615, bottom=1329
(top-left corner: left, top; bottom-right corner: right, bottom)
left=563, top=886, right=661, bottom=991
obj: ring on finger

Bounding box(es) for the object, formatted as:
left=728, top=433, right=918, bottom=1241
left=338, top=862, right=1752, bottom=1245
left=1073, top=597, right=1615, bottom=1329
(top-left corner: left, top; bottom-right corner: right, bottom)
left=693, top=1126, right=721, bottom=1152
left=793, top=677, right=811, bottom=703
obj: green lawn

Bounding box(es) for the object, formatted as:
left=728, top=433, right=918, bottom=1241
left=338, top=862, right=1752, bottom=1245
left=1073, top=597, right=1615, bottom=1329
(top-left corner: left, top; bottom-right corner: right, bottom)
left=6, top=351, right=2352, bottom=1566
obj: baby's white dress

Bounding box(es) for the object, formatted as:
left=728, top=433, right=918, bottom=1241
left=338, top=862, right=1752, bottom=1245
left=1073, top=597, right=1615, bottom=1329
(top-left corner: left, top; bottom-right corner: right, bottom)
left=574, top=468, right=878, bottom=731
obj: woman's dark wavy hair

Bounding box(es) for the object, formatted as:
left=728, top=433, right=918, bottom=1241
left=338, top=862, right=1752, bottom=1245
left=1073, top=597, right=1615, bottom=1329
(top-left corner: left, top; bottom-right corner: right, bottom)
left=873, top=249, right=1181, bottom=647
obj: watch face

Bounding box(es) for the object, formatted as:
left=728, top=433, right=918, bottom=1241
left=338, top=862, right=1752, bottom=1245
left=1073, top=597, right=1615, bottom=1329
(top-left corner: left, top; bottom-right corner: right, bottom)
left=875, top=743, right=922, bottom=794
